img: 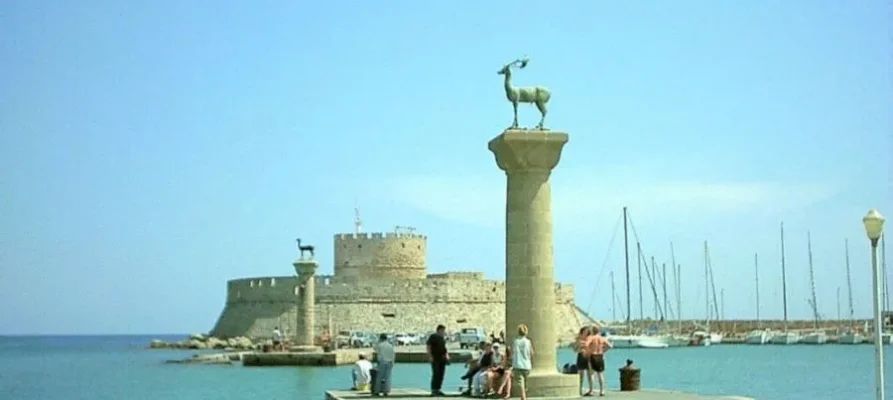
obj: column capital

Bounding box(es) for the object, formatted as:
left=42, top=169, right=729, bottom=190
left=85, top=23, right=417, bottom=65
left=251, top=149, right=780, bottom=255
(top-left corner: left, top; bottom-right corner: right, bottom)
left=293, top=259, right=319, bottom=276
left=488, top=129, right=569, bottom=173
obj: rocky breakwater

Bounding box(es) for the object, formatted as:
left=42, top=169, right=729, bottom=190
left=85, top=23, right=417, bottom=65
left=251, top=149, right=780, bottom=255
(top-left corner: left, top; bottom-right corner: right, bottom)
left=148, top=333, right=257, bottom=351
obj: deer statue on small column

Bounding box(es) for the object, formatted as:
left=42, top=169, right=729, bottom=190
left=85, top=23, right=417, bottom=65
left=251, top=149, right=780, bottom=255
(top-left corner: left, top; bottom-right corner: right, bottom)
left=295, top=238, right=315, bottom=259
left=497, top=57, right=551, bottom=130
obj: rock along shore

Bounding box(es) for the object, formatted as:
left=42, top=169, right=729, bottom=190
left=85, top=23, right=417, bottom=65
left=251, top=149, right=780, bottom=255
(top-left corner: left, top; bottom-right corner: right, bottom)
left=148, top=333, right=259, bottom=351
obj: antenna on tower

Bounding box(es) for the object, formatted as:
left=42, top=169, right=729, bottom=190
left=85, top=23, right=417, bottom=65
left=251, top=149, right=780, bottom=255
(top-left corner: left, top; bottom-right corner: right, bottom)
left=354, top=201, right=362, bottom=234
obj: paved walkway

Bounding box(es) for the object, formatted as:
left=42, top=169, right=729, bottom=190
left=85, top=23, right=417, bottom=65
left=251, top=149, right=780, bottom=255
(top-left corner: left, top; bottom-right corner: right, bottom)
left=325, top=388, right=755, bottom=400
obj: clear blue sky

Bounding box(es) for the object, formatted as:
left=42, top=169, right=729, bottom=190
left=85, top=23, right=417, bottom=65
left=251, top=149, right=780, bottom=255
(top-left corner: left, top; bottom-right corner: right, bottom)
left=1, top=1, right=891, bottom=334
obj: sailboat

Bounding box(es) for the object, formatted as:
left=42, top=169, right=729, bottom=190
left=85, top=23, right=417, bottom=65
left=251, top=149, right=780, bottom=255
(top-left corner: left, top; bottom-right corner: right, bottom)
left=689, top=241, right=716, bottom=347
left=704, top=242, right=724, bottom=344
left=746, top=253, right=772, bottom=344
left=605, top=207, right=669, bottom=349
left=800, top=232, right=828, bottom=344
left=838, top=239, right=864, bottom=344
left=771, top=222, right=801, bottom=344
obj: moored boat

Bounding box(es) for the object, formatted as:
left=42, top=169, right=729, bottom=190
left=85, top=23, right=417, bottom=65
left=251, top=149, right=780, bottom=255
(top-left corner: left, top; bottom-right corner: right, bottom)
left=800, top=331, right=827, bottom=345
left=745, top=329, right=772, bottom=344
left=837, top=330, right=864, bottom=344
left=770, top=331, right=800, bottom=344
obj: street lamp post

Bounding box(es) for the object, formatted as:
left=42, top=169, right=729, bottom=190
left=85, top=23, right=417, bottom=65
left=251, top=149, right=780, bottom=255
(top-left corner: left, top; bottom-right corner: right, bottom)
left=864, top=208, right=886, bottom=400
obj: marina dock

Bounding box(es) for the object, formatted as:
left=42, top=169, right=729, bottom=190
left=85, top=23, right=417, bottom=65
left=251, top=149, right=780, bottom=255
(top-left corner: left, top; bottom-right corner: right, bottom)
left=242, top=346, right=475, bottom=367
left=324, top=388, right=755, bottom=400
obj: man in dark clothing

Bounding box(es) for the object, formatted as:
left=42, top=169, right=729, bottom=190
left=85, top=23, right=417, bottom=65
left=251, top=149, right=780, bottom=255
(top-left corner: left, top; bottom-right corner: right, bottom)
left=426, top=324, right=449, bottom=396
left=461, top=342, right=493, bottom=394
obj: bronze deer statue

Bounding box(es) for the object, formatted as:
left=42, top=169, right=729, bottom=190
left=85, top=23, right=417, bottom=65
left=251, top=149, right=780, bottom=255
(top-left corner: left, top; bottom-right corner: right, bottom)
left=296, top=238, right=315, bottom=259
left=497, top=57, right=551, bottom=129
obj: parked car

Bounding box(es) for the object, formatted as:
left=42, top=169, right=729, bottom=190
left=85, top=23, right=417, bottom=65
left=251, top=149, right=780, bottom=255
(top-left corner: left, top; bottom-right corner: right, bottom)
left=458, top=327, right=487, bottom=349
left=394, top=332, right=415, bottom=346
left=350, top=332, right=371, bottom=348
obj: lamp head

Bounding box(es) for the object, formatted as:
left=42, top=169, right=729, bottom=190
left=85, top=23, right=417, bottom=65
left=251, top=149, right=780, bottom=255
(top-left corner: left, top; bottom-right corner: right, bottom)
left=862, top=208, right=885, bottom=241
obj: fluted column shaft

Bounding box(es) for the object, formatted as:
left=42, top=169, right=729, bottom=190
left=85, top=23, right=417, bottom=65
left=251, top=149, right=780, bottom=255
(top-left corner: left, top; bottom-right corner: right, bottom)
left=489, top=130, right=567, bottom=375
left=294, top=260, right=318, bottom=347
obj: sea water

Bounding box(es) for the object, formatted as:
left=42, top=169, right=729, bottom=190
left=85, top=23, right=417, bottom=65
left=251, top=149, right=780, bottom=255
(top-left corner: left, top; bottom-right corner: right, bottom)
left=1, top=335, right=892, bottom=400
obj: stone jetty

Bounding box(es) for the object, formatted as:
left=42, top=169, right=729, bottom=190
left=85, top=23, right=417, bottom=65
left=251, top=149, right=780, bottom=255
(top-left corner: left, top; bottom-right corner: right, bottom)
left=324, top=388, right=755, bottom=400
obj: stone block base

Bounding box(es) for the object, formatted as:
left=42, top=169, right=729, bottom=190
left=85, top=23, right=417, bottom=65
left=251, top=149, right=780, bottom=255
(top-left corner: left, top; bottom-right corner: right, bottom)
left=290, top=345, right=321, bottom=353
left=512, top=371, right=578, bottom=398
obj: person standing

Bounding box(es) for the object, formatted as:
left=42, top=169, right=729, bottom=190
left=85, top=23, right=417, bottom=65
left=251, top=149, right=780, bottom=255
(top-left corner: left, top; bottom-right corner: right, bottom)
left=575, top=326, right=594, bottom=396
left=372, top=333, right=395, bottom=396
left=586, top=325, right=612, bottom=397
left=272, top=327, right=283, bottom=351
left=426, top=324, right=450, bottom=396
left=511, top=324, right=533, bottom=400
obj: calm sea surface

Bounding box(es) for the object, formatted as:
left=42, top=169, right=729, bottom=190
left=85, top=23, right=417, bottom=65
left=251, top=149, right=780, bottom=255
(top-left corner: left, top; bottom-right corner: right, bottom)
left=2, top=335, right=892, bottom=400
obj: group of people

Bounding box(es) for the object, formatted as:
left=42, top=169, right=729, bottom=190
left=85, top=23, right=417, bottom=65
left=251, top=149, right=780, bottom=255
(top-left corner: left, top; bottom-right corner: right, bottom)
left=354, top=323, right=605, bottom=399
left=572, top=325, right=612, bottom=397
left=351, top=333, right=396, bottom=397
left=445, top=324, right=533, bottom=400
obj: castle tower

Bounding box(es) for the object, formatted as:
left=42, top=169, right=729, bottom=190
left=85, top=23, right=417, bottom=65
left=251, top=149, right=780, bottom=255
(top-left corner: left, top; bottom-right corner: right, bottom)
left=333, top=232, right=427, bottom=281
left=489, top=129, right=578, bottom=397
left=293, top=257, right=319, bottom=351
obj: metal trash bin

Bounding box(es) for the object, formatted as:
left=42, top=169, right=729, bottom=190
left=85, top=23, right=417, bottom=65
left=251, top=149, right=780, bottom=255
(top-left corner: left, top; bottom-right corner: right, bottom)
left=619, top=359, right=640, bottom=391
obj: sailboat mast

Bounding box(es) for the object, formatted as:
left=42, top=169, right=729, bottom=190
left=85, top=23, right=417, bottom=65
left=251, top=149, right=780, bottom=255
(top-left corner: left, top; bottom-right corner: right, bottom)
left=611, top=270, right=617, bottom=321
left=677, top=263, right=682, bottom=332
left=623, top=207, right=631, bottom=331
left=781, top=222, right=789, bottom=332
left=807, top=231, right=819, bottom=329
left=704, top=241, right=710, bottom=327
left=671, top=243, right=680, bottom=329
left=845, top=239, right=855, bottom=321
left=663, top=263, right=669, bottom=321
left=637, top=242, right=644, bottom=321
left=755, top=253, right=761, bottom=328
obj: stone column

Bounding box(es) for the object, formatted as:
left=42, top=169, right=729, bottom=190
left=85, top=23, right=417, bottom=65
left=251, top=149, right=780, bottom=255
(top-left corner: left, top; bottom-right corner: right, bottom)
left=293, top=258, right=319, bottom=351
left=489, top=129, right=577, bottom=398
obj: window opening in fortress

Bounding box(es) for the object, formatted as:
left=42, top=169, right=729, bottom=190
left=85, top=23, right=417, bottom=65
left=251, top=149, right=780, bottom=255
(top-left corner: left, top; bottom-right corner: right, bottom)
left=381, top=313, right=396, bottom=318
left=456, top=318, right=468, bottom=323
left=401, top=243, right=405, bottom=248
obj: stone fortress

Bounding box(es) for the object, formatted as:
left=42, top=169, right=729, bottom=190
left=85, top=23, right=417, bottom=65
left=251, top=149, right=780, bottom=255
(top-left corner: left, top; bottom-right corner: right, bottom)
left=210, top=228, right=595, bottom=341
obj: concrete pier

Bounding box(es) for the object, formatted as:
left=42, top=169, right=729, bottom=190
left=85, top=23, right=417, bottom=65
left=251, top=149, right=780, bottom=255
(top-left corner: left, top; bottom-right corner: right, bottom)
left=241, top=346, right=475, bottom=366
left=324, top=388, right=756, bottom=400
left=488, top=129, right=577, bottom=397
left=293, top=258, right=319, bottom=351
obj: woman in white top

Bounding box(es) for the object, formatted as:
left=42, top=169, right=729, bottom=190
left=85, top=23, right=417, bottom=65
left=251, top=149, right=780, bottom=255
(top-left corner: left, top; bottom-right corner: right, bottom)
left=510, top=324, right=533, bottom=400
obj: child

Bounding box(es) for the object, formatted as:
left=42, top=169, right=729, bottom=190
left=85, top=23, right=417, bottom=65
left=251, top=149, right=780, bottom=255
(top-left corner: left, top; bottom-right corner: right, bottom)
left=510, top=324, right=533, bottom=400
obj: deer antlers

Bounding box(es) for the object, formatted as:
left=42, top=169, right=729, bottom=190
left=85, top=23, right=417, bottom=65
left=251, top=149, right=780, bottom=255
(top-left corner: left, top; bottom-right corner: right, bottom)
left=504, top=56, right=530, bottom=70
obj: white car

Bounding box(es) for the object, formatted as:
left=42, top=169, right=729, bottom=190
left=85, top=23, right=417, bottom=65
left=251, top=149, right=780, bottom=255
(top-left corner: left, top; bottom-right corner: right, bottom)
left=394, top=332, right=414, bottom=346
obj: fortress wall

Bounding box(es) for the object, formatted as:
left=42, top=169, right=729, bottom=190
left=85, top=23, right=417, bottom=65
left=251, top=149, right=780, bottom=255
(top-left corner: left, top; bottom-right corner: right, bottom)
left=211, top=275, right=581, bottom=340
left=333, top=233, right=427, bottom=280
left=211, top=300, right=583, bottom=341
left=428, top=272, right=484, bottom=280
left=225, top=277, right=299, bottom=303
left=219, top=275, right=574, bottom=305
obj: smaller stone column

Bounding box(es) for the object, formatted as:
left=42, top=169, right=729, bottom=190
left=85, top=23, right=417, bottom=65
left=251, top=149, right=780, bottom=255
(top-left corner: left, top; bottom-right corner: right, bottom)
left=293, top=258, right=319, bottom=352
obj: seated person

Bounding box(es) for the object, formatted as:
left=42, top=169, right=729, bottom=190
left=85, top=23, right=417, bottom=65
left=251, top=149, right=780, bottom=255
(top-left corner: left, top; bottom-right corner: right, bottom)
left=491, top=347, right=513, bottom=398
left=463, top=342, right=493, bottom=394
left=474, top=345, right=509, bottom=398
left=351, top=353, right=373, bottom=391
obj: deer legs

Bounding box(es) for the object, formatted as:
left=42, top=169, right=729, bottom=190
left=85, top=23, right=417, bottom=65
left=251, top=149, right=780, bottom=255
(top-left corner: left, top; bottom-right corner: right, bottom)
left=511, top=102, right=519, bottom=128
left=508, top=100, right=549, bottom=130
left=535, top=100, right=547, bottom=130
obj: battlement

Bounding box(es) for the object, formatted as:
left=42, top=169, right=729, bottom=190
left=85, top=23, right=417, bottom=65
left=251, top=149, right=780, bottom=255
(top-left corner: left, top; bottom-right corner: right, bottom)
left=224, top=275, right=575, bottom=305
left=334, top=232, right=428, bottom=240
left=333, top=231, right=427, bottom=280
left=427, top=272, right=484, bottom=280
